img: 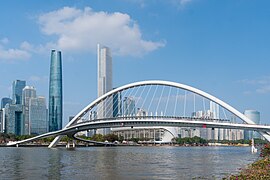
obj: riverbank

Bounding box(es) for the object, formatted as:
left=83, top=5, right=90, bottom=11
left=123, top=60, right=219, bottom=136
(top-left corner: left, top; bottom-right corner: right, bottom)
left=225, top=144, right=270, bottom=179
left=0, top=142, right=252, bottom=147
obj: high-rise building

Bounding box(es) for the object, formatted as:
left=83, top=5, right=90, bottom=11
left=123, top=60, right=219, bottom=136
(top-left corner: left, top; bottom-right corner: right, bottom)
left=0, top=109, right=3, bottom=133
left=49, top=50, right=63, bottom=132
left=12, top=80, right=26, bottom=104
left=210, top=101, right=219, bottom=140
left=113, top=92, right=122, bottom=117
left=123, top=97, right=136, bottom=116
left=97, top=44, right=112, bottom=135
left=5, top=104, right=24, bottom=135
left=97, top=44, right=112, bottom=98
left=137, top=108, right=147, bottom=116
left=244, top=110, right=260, bottom=139
left=29, top=96, right=48, bottom=135
left=1, top=97, right=12, bottom=109
left=22, top=86, right=37, bottom=134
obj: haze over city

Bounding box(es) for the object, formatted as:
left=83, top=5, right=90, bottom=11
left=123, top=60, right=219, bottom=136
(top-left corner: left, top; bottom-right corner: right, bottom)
left=1, top=0, right=270, bottom=126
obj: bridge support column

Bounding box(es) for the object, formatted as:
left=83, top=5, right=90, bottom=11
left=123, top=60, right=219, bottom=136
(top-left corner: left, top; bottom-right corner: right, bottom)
left=48, top=135, right=64, bottom=148
left=66, top=140, right=76, bottom=149
left=251, top=138, right=257, bottom=153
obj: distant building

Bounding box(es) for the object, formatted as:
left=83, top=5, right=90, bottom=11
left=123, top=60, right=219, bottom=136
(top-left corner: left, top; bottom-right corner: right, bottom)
left=22, top=86, right=37, bottom=134
left=0, top=109, right=3, bottom=133
left=97, top=44, right=112, bottom=135
left=137, top=108, right=147, bottom=116
left=12, top=80, right=26, bottom=105
left=29, top=97, right=48, bottom=135
left=244, top=110, right=260, bottom=139
left=210, top=101, right=220, bottom=140
left=49, top=50, right=63, bottom=132
left=123, top=97, right=136, bottom=116
left=89, top=111, right=97, bottom=120
left=97, top=44, right=112, bottom=98
left=1, top=97, right=12, bottom=109
left=113, top=92, right=122, bottom=117
left=5, top=104, right=24, bottom=135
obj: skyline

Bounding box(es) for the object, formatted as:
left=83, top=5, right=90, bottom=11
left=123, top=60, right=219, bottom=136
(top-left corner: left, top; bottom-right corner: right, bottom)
left=0, top=0, right=270, bottom=126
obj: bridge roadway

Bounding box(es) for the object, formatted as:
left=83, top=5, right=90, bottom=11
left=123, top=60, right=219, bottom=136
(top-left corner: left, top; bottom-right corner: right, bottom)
left=7, top=116, right=270, bottom=146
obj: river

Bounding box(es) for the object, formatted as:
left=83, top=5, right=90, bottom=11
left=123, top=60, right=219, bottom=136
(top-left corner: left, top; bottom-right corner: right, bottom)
left=0, top=146, right=259, bottom=179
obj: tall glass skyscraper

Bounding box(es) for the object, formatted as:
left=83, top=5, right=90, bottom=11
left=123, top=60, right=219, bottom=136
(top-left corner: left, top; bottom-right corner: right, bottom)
left=30, top=96, right=48, bottom=134
left=22, top=86, right=37, bottom=134
left=12, top=80, right=26, bottom=104
left=1, top=97, right=12, bottom=108
left=5, top=104, right=24, bottom=135
left=49, top=50, right=63, bottom=132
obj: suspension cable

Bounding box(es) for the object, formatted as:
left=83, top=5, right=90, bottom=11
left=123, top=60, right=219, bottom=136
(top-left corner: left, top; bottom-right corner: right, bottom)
left=164, top=86, right=172, bottom=116
left=173, top=88, right=179, bottom=117
left=155, top=85, right=165, bottom=115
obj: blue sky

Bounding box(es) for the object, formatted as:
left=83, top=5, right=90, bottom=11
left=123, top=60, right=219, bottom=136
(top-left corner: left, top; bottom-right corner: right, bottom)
left=0, top=0, right=270, bottom=125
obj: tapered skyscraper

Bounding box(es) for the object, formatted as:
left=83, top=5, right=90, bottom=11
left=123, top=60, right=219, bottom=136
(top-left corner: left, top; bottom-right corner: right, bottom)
left=49, top=50, right=63, bottom=132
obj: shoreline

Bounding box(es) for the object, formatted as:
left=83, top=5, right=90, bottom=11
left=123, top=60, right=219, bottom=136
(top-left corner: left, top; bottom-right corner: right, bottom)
left=0, top=143, right=254, bottom=148
left=225, top=144, right=270, bottom=179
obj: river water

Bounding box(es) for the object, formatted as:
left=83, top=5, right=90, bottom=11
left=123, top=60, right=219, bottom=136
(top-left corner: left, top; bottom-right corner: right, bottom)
left=0, top=146, right=258, bottom=180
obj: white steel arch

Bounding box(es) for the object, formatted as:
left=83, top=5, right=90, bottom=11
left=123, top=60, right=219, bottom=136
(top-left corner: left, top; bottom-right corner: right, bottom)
left=49, top=80, right=270, bottom=147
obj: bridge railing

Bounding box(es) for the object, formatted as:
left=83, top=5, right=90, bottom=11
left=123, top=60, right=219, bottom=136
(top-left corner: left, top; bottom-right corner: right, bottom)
left=74, top=115, right=231, bottom=126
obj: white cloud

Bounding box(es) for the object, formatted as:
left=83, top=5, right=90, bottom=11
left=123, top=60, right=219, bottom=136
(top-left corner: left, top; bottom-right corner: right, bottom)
left=0, top=37, right=9, bottom=44
left=0, top=38, right=32, bottom=62
left=124, top=0, right=193, bottom=9
left=28, top=75, right=48, bottom=83
left=178, top=0, right=192, bottom=6
left=0, top=46, right=31, bottom=62
left=240, top=76, right=270, bottom=94
left=256, top=86, right=270, bottom=94
left=38, top=6, right=165, bottom=56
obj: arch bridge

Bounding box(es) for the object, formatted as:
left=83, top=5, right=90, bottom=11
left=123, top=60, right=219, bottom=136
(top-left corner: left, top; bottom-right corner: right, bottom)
left=7, top=80, right=270, bottom=147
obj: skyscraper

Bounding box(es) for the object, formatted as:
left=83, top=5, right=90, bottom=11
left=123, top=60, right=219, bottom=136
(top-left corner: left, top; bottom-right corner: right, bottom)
left=113, top=92, right=122, bottom=117
left=97, top=44, right=112, bottom=98
left=49, top=50, right=63, bottom=132
left=29, top=96, right=48, bottom=134
left=23, top=86, right=37, bottom=134
left=0, top=109, right=3, bottom=133
left=97, top=44, right=112, bottom=135
left=5, top=104, right=24, bottom=135
left=12, top=80, right=26, bottom=104
left=1, top=97, right=12, bottom=109
left=123, top=97, right=136, bottom=116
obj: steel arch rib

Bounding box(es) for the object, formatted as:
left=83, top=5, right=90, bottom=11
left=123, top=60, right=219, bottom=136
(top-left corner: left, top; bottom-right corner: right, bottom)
left=48, top=80, right=269, bottom=147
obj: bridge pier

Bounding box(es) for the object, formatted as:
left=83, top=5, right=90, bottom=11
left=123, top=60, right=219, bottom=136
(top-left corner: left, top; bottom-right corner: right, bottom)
left=251, top=138, right=257, bottom=153
left=66, top=140, right=76, bottom=149
left=48, top=135, right=63, bottom=148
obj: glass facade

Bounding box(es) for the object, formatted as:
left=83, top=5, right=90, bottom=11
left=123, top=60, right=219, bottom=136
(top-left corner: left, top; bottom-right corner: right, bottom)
left=113, top=92, right=122, bottom=117
left=30, top=97, right=48, bottom=135
left=22, top=86, right=37, bottom=134
left=12, top=80, right=26, bottom=105
left=0, top=109, right=3, bottom=132
left=49, top=50, right=63, bottom=132
left=123, top=97, right=136, bottom=116
left=1, top=97, right=12, bottom=109
left=5, top=104, right=24, bottom=135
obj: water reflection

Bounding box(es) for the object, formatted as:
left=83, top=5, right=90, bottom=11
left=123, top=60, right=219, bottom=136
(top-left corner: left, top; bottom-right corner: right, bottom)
left=0, top=146, right=258, bottom=179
